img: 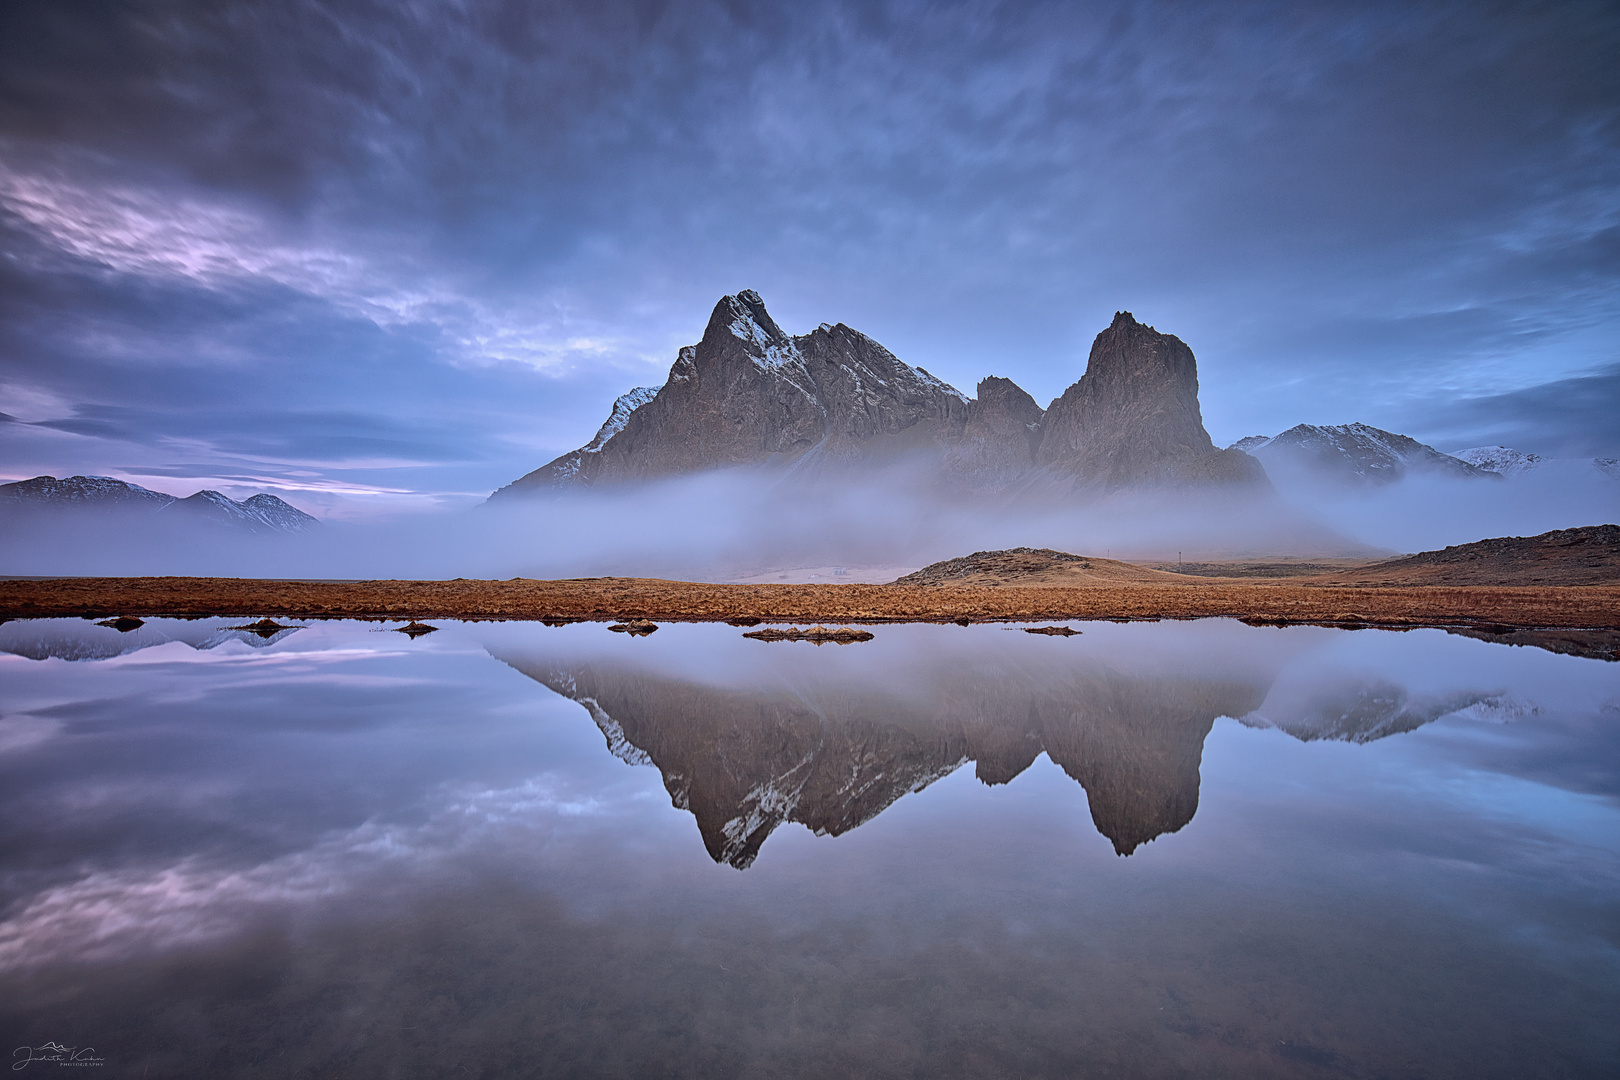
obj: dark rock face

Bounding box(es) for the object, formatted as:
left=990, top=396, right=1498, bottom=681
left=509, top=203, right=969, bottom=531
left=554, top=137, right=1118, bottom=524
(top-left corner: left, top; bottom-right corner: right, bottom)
left=501, top=653, right=1268, bottom=865
left=1233, top=423, right=1494, bottom=486
left=1036, top=312, right=1214, bottom=485
left=494, top=291, right=969, bottom=495
left=491, top=294, right=1267, bottom=499
left=944, top=377, right=1047, bottom=488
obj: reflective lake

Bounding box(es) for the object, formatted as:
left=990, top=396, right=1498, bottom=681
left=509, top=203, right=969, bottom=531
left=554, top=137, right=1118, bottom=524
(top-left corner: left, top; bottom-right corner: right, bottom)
left=1, top=616, right=1617, bottom=1078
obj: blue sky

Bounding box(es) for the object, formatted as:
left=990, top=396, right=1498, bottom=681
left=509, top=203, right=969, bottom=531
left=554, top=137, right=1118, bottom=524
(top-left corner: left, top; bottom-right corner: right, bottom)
left=1, top=0, right=1617, bottom=517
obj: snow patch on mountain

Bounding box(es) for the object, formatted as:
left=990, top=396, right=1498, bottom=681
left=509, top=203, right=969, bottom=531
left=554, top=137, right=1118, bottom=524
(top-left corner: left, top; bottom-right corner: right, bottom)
left=1454, top=446, right=1544, bottom=475
left=1451, top=446, right=1620, bottom=481
left=584, top=387, right=659, bottom=452
left=0, top=474, right=173, bottom=508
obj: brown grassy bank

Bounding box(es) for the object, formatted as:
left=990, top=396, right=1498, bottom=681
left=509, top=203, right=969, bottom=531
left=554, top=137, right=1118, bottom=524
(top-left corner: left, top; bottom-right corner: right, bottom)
left=1, top=576, right=1615, bottom=632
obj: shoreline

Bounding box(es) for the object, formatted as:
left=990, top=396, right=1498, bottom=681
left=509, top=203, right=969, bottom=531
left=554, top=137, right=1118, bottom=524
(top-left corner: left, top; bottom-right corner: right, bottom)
left=1, top=576, right=1616, bottom=632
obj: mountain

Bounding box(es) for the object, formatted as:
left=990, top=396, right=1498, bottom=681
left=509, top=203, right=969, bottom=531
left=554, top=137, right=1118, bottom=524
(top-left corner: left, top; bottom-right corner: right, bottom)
left=0, top=474, right=175, bottom=510
left=500, top=651, right=1267, bottom=864
left=1230, top=423, right=1493, bottom=485
left=1034, top=311, right=1262, bottom=487
left=1454, top=445, right=1620, bottom=481
left=0, top=475, right=318, bottom=534
left=1240, top=681, right=1527, bottom=743
left=1454, top=445, right=1543, bottom=476
left=494, top=291, right=970, bottom=495
left=159, top=490, right=319, bottom=534
left=491, top=629, right=1497, bottom=866
left=491, top=293, right=1264, bottom=499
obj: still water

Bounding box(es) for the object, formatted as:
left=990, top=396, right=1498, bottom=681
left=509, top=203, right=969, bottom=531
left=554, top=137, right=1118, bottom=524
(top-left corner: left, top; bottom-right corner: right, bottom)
left=1, top=616, right=1617, bottom=1078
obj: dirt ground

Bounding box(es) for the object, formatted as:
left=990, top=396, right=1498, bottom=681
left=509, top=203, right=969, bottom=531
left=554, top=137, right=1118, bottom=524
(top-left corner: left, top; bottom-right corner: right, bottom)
left=1, top=575, right=1615, bottom=633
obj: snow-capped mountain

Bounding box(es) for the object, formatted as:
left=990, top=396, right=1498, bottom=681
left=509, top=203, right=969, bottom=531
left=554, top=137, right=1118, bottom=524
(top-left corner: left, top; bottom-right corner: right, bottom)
left=1453, top=446, right=1543, bottom=476
left=159, top=489, right=319, bottom=534
left=0, top=475, right=318, bottom=534
left=1229, top=423, right=1493, bottom=485
left=0, top=474, right=176, bottom=510
left=1453, top=445, right=1620, bottom=481
left=492, top=292, right=1262, bottom=499
left=523, top=386, right=660, bottom=485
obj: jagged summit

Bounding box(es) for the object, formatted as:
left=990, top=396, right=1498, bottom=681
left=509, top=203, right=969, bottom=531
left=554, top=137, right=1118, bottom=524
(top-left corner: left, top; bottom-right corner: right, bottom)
left=490, top=293, right=1265, bottom=499
left=1033, top=310, right=1256, bottom=488
left=493, top=290, right=971, bottom=496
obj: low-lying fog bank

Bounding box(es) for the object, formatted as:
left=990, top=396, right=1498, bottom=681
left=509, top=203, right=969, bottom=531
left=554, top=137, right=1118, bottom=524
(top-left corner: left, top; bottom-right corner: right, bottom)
left=1, top=462, right=1615, bottom=581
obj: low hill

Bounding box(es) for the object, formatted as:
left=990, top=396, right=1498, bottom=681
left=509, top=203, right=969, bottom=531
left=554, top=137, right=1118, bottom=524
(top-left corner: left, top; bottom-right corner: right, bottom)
left=1309, top=525, right=1620, bottom=586
left=892, top=548, right=1196, bottom=587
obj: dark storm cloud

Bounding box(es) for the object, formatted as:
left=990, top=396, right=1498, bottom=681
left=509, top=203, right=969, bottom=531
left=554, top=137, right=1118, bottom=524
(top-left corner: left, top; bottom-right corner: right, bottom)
left=1, top=0, right=1618, bottom=512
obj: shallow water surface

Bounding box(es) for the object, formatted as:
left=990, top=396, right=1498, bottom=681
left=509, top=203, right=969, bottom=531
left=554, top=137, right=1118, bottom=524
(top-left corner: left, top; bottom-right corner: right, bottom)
left=1, top=617, right=1617, bottom=1078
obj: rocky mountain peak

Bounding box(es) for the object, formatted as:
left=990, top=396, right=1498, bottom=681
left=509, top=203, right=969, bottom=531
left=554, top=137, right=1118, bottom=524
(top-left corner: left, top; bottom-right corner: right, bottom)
left=1033, top=312, right=1240, bottom=488
left=703, top=290, right=796, bottom=367
left=491, top=295, right=1266, bottom=498
left=976, top=376, right=1043, bottom=417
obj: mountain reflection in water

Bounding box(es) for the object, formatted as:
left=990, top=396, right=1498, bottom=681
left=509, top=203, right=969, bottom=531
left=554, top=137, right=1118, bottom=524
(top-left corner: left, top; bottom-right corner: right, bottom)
left=0, top=615, right=303, bottom=660
left=492, top=624, right=1521, bottom=865
left=0, top=617, right=1615, bottom=1078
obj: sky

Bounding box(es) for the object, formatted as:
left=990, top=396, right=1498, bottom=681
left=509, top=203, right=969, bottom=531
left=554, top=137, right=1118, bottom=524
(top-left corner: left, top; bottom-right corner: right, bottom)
left=1, top=0, right=1617, bottom=518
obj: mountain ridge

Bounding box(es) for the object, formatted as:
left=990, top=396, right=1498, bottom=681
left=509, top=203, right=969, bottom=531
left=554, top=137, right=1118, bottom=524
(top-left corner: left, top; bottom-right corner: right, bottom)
left=0, top=475, right=318, bottom=534
left=492, top=292, right=1263, bottom=499
left=1231, top=423, right=1494, bottom=485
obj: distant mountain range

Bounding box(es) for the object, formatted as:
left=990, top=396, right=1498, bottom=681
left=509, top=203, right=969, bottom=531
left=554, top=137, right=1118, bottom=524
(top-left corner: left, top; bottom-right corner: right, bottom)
left=1229, top=423, right=1495, bottom=485
left=1452, top=445, right=1620, bottom=480
left=491, top=292, right=1262, bottom=499
left=0, top=616, right=303, bottom=662
left=0, top=475, right=318, bottom=534
left=1229, top=425, right=1620, bottom=487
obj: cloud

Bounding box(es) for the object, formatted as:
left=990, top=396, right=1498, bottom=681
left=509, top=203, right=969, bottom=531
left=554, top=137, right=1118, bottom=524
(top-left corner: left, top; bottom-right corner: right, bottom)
left=1426, top=362, right=1620, bottom=458
left=0, top=0, right=1616, bottom=512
